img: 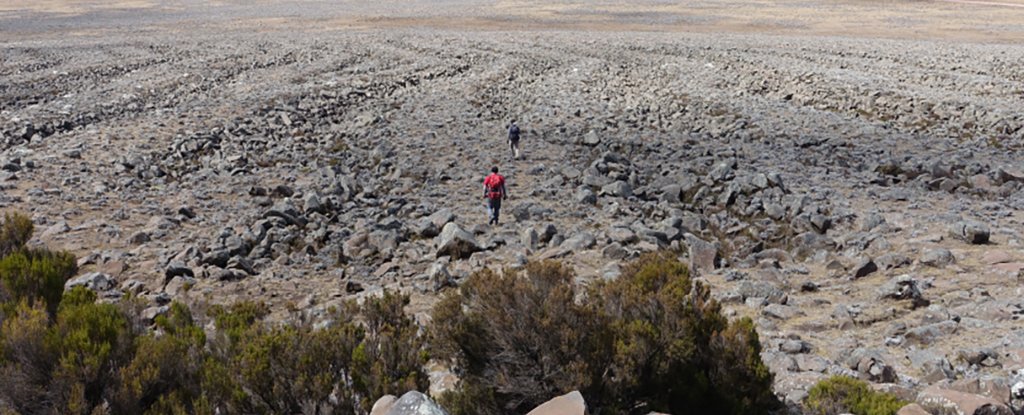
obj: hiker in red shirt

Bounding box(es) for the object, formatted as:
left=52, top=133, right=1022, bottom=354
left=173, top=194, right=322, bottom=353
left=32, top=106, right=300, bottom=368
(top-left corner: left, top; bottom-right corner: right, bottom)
left=483, top=166, right=508, bottom=225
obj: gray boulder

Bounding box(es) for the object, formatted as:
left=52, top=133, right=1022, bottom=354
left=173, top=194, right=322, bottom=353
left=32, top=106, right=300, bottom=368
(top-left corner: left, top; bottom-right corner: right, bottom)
left=561, top=232, right=596, bottom=251
left=435, top=223, right=482, bottom=259
left=65, top=272, right=115, bottom=292
left=600, top=180, right=632, bottom=198
left=920, top=248, right=955, bottom=267
left=878, top=275, right=929, bottom=309
left=949, top=221, right=990, bottom=244
left=576, top=187, right=597, bottom=205
left=685, top=234, right=719, bottom=272
left=383, top=391, right=449, bottom=415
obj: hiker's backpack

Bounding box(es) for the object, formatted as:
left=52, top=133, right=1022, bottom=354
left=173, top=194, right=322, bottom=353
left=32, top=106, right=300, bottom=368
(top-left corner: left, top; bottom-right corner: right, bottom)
left=485, top=174, right=504, bottom=199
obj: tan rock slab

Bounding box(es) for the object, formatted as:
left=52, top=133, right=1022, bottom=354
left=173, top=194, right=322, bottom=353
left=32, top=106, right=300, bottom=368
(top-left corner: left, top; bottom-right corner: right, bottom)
left=917, top=386, right=1013, bottom=415
left=526, top=390, right=586, bottom=415
left=896, top=403, right=931, bottom=415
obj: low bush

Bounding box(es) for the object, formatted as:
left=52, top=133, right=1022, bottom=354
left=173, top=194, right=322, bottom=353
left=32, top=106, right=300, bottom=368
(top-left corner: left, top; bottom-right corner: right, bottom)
left=0, top=212, right=33, bottom=257
left=432, top=253, right=779, bottom=415
left=805, top=376, right=906, bottom=415
left=0, top=248, right=77, bottom=315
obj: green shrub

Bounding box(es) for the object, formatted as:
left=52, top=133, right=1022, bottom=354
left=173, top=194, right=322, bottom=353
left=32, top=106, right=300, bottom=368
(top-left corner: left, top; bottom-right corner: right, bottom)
left=110, top=303, right=207, bottom=414
left=205, top=292, right=427, bottom=414
left=0, top=248, right=77, bottom=314
left=350, top=290, right=430, bottom=409
left=0, top=300, right=53, bottom=414
left=432, top=261, right=606, bottom=413
left=48, top=287, right=134, bottom=414
left=0, top=212, right=33, bottom=258
left=805, top=376, right=906, bottom=415
left=431, top=253, right=779, bottom=415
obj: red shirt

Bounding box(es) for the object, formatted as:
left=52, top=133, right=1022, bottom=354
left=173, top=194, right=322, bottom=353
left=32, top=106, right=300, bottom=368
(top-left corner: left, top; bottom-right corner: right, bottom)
left=484, top=173, right=506, bottom=199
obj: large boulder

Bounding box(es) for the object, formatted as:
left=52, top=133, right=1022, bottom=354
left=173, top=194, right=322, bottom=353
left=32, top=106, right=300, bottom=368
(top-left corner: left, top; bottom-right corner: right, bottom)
left=64, top=272, right=115, bottom=292
left=435, top=223, right=482, bottom=259
left=383, top=391, right=449, bottom=415
left=949, top=221, right=990, bottom=244
left=877, top=275, right=929, bottom=309
left=916, top=386, right=1013, bottom=415
left=685, top=234, right=719, bottom=272
left=600, top=180, right=632, bottom=198
left=526, top=390, right=586, bottom=415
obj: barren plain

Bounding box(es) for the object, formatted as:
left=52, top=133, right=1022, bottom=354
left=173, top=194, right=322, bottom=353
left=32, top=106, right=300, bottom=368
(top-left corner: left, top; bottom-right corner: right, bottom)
left=3, top=0, right=1024, bottom=413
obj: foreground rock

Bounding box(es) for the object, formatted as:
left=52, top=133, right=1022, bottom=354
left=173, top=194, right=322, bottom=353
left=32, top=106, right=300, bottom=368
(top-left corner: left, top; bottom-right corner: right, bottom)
left=435, top=223, right=482, bottom=259
left=374, top=391, right=449, bottom=415
left=526, top=390, right=587, bottom=415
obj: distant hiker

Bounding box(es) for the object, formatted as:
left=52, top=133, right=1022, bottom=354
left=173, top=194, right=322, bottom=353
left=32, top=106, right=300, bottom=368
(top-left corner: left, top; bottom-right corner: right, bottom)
left=483, top=166, right=507, bottom=225
left=507, top=120, right=521, bottom=159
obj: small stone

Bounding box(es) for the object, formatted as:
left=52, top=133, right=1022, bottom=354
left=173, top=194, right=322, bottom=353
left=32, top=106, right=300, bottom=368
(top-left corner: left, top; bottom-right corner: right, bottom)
left=129, top=231, right=151, bottom=245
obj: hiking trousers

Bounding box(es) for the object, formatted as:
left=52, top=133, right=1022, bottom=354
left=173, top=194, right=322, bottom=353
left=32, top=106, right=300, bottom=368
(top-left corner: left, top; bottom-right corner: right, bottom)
left=487, top=197, right=502, bottom=225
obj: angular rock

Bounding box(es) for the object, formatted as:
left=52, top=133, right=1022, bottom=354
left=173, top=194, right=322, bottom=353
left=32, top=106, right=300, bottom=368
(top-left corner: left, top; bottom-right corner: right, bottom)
left=916, top=386, right=1013, bottom=415
left=65, top=272, right=115, bottom=292
left=428, top=260, right=454, bottom=291
left=685, top=233, right=719, bottom=272
left=129, top=231, right=151, bottom=245
left=526, top=390, right=586, bottom=415
left=764, top=304, right=801, bottom=320
left=165, top=262, right=195, bottom=280
left=428, top=209, right=456, bottom=229
left=600, top=180, right=632, bottom=198
left=435, top=223, right=482, bottom=259
left=896, top=403, right=931, bottom=415
left=607, top=227, right=638, bottom=244
left=164, top=276, right=195, bottom=296
left=921, top=248, right=955, bottom=268
left=303, top=193, right=324, bottom=214
left=383, top=391, right=449, bottom=415
left=521, top=227, right=539, bottom=249
left=905, top=320, right=959, bottom=346
left=852, top=257, right=878, bottom=279
left=576, top=187, right=597, bottom=205
left=560, top=232, right=596, bottom=251
left=738, top=280, right=788, bottom=304
left=949, top=221, right=990, bottom=244
left=371, top=395, right=397, bottom=415
left=878, top=275, right=929, bottom=309
left=141, top=305, right=170, bottom=325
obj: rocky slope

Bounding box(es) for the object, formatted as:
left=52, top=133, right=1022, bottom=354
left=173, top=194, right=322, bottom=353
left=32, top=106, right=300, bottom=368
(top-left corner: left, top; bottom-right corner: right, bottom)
left=3, top=26, right=1024, bottom=413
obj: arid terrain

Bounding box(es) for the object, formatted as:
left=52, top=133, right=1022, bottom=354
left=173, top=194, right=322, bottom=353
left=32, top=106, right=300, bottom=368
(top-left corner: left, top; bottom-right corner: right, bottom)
left=3, top=0, right=1024, bottom=413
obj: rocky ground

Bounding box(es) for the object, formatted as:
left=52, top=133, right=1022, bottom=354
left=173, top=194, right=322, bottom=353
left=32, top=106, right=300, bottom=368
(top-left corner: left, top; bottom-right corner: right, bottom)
left=3, top=1, right=1024, bottom=413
